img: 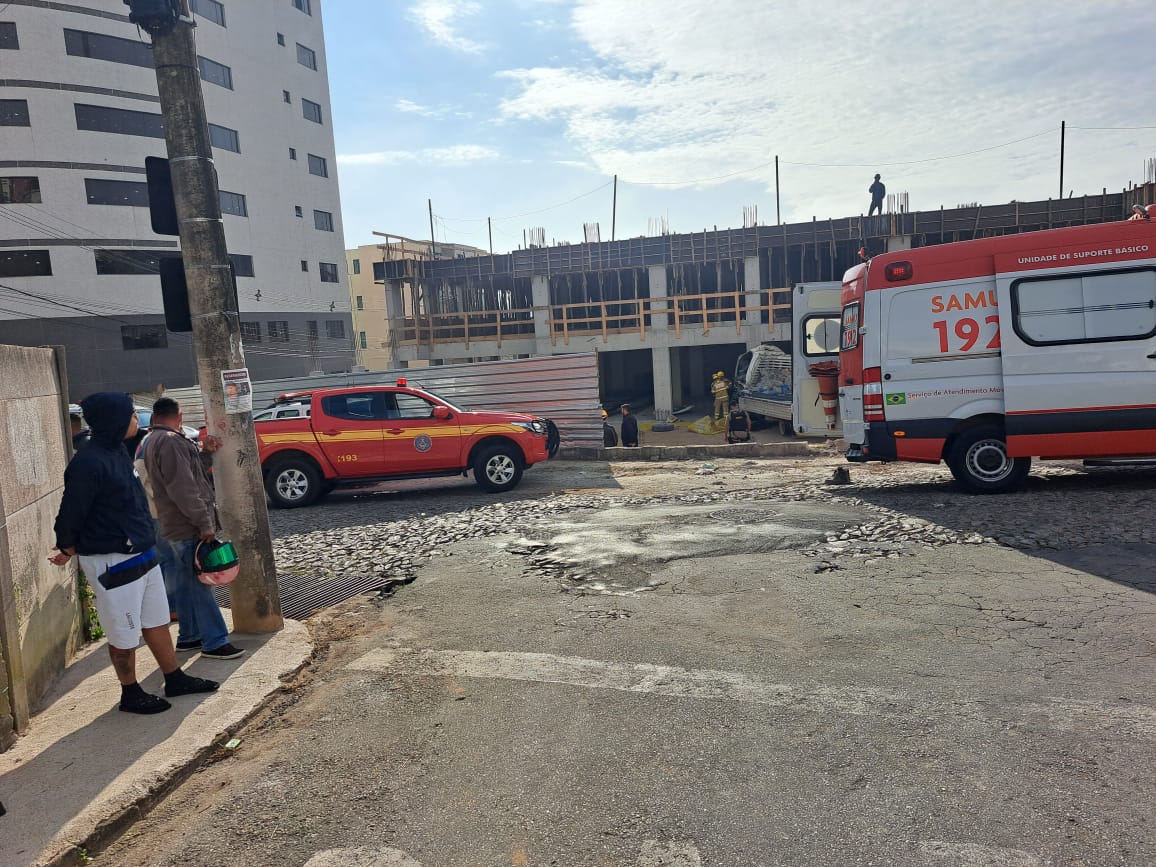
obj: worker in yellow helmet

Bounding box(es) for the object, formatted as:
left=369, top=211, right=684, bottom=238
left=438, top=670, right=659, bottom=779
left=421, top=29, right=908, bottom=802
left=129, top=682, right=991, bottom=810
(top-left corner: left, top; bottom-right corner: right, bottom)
left=710, top=370, right=731, bottom=420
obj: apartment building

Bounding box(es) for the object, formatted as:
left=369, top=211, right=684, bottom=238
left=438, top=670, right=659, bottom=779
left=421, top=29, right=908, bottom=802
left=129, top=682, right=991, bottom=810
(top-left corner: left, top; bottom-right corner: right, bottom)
left=0, top=0, right=352, bottom=396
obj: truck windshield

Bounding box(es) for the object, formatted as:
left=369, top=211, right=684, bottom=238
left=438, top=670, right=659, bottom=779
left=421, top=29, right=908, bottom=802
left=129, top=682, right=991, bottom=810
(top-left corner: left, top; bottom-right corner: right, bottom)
left=420, top=389, right=463, bottom=412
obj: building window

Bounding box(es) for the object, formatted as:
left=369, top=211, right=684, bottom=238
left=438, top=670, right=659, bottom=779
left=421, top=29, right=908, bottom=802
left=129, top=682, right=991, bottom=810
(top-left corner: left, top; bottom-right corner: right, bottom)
left=313, top=209, right=333, bottom=232
left=267, top=320, right=289, bottom=342
left=283, top=89, right=291, bottom=104
left=355, top=295, right=364, bottom=310
left=64, top=28, right=154, bottom=68
left=359, top=331, right=367, bottom=350
left=0, top=176, right=41, bottom=204
left=240, top=321, right=262, bottom=343
left=319, top=262, right=339, bottom=283
left=1012, top=267, right=1156, bottom=346
left=219, top=190, right=248, bottom=217
left=0, top=250, right=51, bottom=277
left=84, top=177, right=147, bottom=206
left=352, top=259, right=360, bottom=275
left=307, top=154, right=328, bottom=177
left=293, top=0, right=313, bottom=15
left=307, top=320, right=318, bottom=338
left=198, top=56, right=233, bottom=89
left=229, top=254, right=255, bottom=277
left=75, top=103, right=163, bottom=138
left=0, top=22, right=19, bottom=50
left=294, top=205, right=303, bottom=218
left=190, top=0, right=226, bottom=27
left=121, top=324, right=168, bottom=350
left=95, top=249, right=162, bottom=275
left=276, top=32, right=285, bottom=46
left=300, top=260, right=308, bottom=272
left=326, top=319, right=345, bottom=340
left=208, top=123, right=240, bottom=153
left=289, top=147, right=297, bottom=160
left=296, top=43, right=317, bottom=70
left=302, top=99, right=323, bottom=124
left=1, top=99, right=30, bottom=127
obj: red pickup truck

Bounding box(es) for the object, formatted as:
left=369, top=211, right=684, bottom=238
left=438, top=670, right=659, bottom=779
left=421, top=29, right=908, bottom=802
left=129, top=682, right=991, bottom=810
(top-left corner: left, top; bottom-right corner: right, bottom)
left=256, top=381, right=558, bottom=507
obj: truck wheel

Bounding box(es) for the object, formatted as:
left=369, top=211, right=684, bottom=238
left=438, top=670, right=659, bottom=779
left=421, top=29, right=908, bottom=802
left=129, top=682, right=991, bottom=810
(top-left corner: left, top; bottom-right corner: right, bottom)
left=778, top=420, right=794, bottom=437
left=946, top=426, right=1030, bottom=494
left=473, top=442, right=523, bottom=493
left=264, top=458, right=322, bottom=508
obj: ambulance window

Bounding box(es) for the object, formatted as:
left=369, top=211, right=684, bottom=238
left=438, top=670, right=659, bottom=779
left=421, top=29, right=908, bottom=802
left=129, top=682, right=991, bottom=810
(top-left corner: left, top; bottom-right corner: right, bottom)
left=802, top=315, right=840, bottom=356
left=394, top=393, right=435, bottom=419
left=1012, top=267, right=1156, bottom=345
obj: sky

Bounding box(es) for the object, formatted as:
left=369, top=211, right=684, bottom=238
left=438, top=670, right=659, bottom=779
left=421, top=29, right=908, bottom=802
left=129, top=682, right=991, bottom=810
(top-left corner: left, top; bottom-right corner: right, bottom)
left=323, top=0, right=1156, bottom=254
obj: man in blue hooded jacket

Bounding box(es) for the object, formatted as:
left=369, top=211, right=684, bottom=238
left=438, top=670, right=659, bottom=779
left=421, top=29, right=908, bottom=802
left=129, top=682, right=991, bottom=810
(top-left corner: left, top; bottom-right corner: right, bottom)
left=50, top=392, right=219, bottom=714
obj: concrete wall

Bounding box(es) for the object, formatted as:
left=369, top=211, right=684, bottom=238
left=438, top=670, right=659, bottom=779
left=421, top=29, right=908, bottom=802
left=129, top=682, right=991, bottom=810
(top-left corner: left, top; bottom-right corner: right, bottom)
left=0, top=345, right=83, bottom=750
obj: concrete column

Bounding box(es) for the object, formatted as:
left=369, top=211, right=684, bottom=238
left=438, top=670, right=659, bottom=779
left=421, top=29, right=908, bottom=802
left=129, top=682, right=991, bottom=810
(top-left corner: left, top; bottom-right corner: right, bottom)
left=886, top=235, right=913, bottom=252
left=531, top=274, right=552, bottom=355
left=648, top=264, right=668, bottom=333
left=743, top=255, right=762, bottom=326
left=652, top=345, right=674, bottom=419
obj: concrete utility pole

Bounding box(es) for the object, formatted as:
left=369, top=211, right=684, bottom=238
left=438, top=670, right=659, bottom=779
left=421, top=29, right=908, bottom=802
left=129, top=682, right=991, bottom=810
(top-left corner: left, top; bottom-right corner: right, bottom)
left=135, top=0, right=282, bottom=632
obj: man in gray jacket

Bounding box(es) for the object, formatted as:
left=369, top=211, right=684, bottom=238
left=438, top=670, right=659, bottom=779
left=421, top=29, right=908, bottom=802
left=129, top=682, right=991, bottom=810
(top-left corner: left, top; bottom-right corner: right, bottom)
left=140, top=397, right=243, bottom=660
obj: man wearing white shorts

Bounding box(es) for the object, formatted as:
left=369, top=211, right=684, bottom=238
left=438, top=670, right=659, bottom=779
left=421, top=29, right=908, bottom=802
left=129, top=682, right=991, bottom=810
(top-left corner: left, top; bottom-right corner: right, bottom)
left=51, top=392, right=219, bottom=715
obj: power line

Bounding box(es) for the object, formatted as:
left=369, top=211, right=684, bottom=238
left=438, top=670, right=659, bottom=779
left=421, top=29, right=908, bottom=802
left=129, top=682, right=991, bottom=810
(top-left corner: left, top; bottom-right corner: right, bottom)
left=434, top=180, right=613, bottom=223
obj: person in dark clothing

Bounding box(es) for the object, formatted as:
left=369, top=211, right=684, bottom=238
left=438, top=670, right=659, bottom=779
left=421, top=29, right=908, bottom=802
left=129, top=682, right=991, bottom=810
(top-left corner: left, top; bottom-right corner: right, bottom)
left=49, top=392, right=218, bottom=715
left=725, top=400, right=752, bottom=444
left=601, top=408, right=618, bottom=447
left=868, top=174, right=885, bottom=216
left=70, top=412, right=91, bottom=451
left=620, top=403, right=639, bottom=448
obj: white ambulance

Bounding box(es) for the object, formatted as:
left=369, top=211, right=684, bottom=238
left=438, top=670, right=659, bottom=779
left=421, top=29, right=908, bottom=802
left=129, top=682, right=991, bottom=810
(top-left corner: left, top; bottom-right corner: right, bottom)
left=839, top=204, right=1156, bottom=493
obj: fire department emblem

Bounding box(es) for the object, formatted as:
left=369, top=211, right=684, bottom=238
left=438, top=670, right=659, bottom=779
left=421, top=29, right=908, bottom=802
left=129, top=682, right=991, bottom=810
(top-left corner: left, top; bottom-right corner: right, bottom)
left=414, top=434, right=432, bottom=453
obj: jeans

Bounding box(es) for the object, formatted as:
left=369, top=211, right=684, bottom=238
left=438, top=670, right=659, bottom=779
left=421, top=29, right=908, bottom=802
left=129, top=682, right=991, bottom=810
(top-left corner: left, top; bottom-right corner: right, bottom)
left=157, top=537, right=229, bottom=651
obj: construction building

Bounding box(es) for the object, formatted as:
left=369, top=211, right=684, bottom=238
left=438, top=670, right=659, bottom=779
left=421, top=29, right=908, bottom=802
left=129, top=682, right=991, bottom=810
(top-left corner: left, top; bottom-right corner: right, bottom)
left=377, top=184, right=1156, bottom=416
left=347, top=235, right=486, bottom=371
left=0, top=0, right=351, bottom=396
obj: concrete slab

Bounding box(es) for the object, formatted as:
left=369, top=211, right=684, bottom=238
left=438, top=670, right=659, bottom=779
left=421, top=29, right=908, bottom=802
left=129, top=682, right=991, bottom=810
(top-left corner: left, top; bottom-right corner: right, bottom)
left=0, top=613, right=312, bottom=867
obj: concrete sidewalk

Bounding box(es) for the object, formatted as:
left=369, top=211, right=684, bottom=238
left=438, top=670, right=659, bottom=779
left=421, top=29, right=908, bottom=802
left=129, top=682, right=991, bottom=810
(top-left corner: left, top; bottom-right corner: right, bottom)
left=0, top=614, right=312, bottom=867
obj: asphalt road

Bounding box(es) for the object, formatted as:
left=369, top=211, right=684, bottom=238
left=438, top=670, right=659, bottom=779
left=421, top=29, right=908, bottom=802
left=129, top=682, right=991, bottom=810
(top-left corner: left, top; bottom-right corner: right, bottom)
left=101, top=458, right=1156, bottom=866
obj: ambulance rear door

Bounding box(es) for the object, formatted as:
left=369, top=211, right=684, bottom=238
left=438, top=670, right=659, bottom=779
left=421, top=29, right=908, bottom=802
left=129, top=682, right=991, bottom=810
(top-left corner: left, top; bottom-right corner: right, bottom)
left=791, top=282, right=843, bottom=437
left=996, top=256, right=1156, bottom=459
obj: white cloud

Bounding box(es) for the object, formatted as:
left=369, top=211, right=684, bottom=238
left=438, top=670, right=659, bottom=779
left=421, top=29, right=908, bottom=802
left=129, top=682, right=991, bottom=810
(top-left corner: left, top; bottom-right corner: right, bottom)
left=396, top=98, right=440, bottom=117
left=409, top=0, right=485, bottom=54
left=338, top=145, right=498, bottom=167
left=496, top=0, right=1154, bottom=218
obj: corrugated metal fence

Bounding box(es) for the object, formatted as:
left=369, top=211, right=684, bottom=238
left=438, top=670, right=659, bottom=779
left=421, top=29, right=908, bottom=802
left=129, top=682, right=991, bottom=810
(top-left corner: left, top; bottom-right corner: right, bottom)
left=135, top=353, right=602, bottom=448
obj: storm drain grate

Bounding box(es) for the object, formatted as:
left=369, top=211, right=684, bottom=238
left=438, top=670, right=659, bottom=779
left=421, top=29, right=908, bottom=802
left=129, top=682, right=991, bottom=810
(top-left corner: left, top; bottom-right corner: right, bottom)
left=212, top=571, right=412, bottom=620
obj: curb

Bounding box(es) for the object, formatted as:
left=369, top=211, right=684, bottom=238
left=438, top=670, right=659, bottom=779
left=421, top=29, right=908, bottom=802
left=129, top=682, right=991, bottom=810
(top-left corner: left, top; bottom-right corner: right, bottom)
left=558, top=442, right=813, bottom=461
left=21, top=620, right=314, bottom=867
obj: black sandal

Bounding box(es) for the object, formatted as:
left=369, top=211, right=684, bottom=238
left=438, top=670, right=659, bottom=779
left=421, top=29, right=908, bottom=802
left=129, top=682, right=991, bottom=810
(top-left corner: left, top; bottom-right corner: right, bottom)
left=119, top=692, right=172, bottom=714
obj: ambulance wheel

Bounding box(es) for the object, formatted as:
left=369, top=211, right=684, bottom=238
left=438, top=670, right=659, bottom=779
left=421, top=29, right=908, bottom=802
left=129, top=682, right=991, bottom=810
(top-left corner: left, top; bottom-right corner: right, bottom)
left=946, top=427, right=1030, bottom=494
left=264, top=457, right=322, bottom=508
left=474, top=442, right=523, bottom=493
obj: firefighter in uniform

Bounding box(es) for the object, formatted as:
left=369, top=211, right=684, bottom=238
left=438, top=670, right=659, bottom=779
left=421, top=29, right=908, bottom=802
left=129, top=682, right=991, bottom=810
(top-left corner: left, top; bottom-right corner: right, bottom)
left=711, top=371, right=731, bottom=420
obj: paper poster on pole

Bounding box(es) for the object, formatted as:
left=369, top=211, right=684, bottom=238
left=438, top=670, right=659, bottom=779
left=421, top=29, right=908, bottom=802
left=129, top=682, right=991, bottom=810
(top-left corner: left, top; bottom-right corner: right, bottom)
left=221, top=367, right=253, bottom=414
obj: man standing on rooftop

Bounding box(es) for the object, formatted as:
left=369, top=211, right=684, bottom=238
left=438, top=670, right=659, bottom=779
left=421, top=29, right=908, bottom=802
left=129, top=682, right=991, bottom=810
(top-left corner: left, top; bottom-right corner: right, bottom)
left=868, top=174, right=886, bottom=216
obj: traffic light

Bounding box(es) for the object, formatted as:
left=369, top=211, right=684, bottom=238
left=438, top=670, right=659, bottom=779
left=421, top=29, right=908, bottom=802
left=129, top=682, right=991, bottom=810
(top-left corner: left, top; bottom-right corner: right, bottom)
left=145, top=156, right=179, bottom=236
left=159, top=257, right=239, bottom=334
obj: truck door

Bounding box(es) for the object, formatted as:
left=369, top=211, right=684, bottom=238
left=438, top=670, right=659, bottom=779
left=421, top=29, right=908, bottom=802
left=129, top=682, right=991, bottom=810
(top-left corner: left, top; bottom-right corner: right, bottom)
left=315, top=392, right=388, bottom=476
left=791, top=283, right=844, bottom=437
left=996, top=261, right=1156, bottom=458
left=383, top=391, right=463, bottom=472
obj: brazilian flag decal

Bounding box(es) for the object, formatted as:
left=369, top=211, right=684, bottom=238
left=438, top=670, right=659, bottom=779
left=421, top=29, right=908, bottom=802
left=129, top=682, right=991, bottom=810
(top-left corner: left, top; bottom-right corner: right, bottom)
left=886, top=393, right=907, bottom=405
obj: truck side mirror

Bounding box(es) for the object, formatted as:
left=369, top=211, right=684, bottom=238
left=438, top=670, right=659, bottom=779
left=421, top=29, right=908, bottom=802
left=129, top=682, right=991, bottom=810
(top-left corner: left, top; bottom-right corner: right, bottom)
left=432, top=406, right=453, bottom=421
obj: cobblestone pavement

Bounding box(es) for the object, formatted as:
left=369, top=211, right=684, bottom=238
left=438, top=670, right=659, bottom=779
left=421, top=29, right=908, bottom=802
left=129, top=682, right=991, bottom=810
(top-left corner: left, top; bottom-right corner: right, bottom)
left=269, top=456, right=1156, bottom=597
